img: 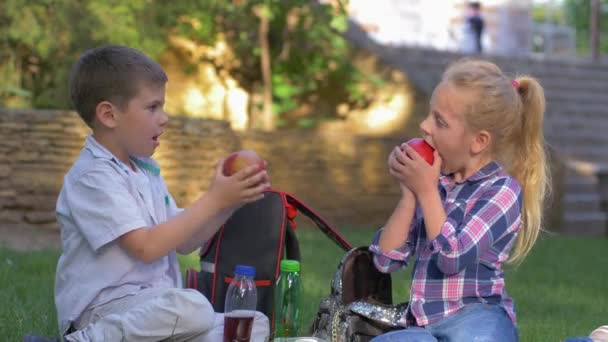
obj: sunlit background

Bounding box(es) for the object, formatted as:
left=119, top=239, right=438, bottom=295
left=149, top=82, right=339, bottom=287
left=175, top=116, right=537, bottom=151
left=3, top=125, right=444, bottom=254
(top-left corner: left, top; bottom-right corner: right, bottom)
left=0, top=0, right=599, bottom=135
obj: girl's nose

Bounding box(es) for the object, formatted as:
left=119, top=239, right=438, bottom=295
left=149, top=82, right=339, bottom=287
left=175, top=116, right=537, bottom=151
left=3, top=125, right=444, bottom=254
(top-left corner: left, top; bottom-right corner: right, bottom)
left=420, top=117, right=430, bottom=136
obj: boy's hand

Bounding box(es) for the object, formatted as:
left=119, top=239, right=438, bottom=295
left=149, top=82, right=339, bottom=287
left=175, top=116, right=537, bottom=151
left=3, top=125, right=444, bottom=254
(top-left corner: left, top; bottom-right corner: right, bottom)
left=208, top=158, right=271, bottom=211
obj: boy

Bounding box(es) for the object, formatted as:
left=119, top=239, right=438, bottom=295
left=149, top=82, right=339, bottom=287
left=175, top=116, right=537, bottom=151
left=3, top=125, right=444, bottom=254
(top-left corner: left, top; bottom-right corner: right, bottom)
left=55, top=45, right=270, bottom=341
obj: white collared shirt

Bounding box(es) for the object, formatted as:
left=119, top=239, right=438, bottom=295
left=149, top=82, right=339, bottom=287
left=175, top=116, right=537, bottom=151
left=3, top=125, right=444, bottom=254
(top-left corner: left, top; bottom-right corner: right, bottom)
left=54, top=136, right=183, bottom=336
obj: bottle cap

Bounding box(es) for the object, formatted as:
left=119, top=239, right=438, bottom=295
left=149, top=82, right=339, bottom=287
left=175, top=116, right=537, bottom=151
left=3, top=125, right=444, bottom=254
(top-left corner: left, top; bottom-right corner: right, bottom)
left=280, top=260, right=300, bottom=272
left=235, top=265, right=256, bottom=277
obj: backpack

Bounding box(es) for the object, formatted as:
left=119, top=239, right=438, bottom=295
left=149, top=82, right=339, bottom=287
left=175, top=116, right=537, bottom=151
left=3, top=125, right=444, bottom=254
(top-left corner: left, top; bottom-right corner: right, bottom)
left=310, top=247, right=408, bottom=342
left=185, top=190, right=352, bottom=320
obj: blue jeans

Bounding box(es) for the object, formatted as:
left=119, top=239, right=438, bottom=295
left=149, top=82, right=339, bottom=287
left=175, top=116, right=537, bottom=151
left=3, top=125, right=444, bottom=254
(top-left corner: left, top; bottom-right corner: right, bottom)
left=370, top=303, right=518, bottom=342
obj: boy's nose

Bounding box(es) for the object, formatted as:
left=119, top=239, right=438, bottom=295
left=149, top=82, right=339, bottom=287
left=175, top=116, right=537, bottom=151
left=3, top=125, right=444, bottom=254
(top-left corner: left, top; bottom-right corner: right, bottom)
left=159, top=112, right=169, bottom=126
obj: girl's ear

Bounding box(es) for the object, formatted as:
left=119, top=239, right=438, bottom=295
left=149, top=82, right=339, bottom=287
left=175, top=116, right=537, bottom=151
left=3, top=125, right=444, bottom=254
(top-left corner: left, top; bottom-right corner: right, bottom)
left=95, top=101, right=119, bottom=128
left=471, top=130, right=491, bottom=155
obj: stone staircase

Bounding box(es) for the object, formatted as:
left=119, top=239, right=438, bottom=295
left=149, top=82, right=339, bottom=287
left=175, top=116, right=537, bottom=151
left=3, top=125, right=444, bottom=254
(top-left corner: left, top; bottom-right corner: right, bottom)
left=561, top=161, right=607, bottom=236
left=344, top=21, right=608, bottom=236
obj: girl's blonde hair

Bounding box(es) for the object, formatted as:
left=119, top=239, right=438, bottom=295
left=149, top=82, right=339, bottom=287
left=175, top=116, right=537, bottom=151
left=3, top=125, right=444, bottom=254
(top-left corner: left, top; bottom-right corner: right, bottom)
left=442, top=59, right=550, bottom=264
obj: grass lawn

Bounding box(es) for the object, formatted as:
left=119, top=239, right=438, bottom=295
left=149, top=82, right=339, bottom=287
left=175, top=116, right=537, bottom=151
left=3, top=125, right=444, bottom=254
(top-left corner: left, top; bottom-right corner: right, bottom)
left=1, top=228, right=606, bottom=341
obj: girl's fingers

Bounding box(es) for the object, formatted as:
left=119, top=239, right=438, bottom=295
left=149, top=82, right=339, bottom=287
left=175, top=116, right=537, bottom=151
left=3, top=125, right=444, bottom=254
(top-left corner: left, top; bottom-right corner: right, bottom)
left=395, top=147, right=408, bottom=165
left=432, top=150, right=442, bottom=169
left=389, top=168, right=402, bottom=180
left=402, top=145, right=423, bottom=163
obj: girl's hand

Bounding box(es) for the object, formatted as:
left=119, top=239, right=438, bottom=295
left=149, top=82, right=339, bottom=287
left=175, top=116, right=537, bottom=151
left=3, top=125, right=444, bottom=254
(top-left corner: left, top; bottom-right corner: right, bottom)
left=207, top=159, right=271, bottom=210
left=395, top=144, right=442, bottom=197
left=388, top=146, right=414, bottom=198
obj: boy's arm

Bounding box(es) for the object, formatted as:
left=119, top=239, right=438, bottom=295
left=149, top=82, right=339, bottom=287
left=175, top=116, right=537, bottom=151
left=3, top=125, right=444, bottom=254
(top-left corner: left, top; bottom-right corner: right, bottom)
left=120, top=193, right=223, bottom=263
left=70, top=159, right=267, bottom=263
left=120, top=165, right=268, bottom=263
left=160, top=183, right=233, bottom=255
left=175, top=208, right=234, bottom=254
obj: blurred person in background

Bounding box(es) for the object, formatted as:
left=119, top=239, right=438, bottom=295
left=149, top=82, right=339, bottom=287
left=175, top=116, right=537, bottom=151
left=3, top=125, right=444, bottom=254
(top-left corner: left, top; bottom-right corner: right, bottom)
left=462, top=1, right=484, bottom=54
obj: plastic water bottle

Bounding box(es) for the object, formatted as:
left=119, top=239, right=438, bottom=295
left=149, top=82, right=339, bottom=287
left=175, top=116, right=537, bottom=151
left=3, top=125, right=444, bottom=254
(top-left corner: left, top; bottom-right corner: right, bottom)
left=273, top=260, right=302, bottom=338
left=224, top=265, right=257, bottom=342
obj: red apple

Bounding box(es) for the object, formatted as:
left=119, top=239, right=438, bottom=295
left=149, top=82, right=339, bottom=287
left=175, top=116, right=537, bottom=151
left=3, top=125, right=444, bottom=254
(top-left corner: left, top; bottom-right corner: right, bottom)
left=222, top=150, right=265, bottom=176
left=404, top=138, right=435, bottom=165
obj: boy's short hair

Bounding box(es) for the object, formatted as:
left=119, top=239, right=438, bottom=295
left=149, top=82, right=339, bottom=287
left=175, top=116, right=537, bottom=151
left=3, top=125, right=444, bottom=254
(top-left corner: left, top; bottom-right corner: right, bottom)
left=69, top=45, right=168, bottom=127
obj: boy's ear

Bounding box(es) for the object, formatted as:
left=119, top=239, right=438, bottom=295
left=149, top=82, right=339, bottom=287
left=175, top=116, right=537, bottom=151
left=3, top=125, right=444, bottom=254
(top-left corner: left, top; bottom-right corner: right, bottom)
left=95, top=101, right=119, bottom=128
left=471, top=129, right=491, bottom=155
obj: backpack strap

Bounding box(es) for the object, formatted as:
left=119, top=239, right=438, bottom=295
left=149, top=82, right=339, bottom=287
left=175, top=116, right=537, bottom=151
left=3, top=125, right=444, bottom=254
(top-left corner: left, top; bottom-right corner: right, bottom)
left=281, top=191, right=353, bottom=252
left=284, top=220, right=301, bottom=261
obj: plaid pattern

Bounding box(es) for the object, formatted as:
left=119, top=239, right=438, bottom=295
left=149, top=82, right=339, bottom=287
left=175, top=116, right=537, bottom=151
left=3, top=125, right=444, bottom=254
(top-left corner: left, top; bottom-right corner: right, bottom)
left=370, top=161, right=522, bottom=327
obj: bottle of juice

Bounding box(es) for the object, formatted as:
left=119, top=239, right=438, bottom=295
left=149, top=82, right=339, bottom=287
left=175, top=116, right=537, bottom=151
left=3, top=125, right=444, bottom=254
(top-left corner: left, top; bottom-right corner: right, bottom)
left=224, top=265, right=257, bottom=342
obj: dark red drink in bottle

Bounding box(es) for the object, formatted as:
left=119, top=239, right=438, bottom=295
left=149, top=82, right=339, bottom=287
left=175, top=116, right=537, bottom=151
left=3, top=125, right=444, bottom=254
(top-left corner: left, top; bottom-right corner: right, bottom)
left=223, top=311, right=254, bottom=342
left=224, top=265, right=257, bottom=342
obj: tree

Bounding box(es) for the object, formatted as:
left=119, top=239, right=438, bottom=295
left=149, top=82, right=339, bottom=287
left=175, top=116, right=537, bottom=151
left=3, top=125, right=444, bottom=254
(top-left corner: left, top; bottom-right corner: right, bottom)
left=164, top=0, right=358, bottom=129
left=1, top=0, right=362, bottom=131
left=564, top=0, right=608, bottom=55
left=0, top=0, right=167, bottom=108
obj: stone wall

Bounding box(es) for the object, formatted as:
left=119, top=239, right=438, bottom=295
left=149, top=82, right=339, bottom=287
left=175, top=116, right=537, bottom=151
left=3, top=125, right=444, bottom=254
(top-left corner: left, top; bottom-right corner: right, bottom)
left=240, top=131, right=403, bottom=227
left=0, top=108, right=404, bottom=232
left=0, top=108, right=566, bottom=235
left=0, top=108, right=408, bottom=233
left=0, top=109, right=239, bottom=232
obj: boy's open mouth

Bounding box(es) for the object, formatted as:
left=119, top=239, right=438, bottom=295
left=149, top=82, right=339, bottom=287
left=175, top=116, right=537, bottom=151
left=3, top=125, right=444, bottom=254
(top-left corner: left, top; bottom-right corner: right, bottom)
left=152, top=132, right=162, bottom=146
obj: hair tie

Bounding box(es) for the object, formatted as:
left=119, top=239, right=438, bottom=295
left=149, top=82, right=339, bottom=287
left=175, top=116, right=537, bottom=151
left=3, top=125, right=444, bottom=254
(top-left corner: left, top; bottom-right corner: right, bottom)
left=511, top=79, right=520, bottom=89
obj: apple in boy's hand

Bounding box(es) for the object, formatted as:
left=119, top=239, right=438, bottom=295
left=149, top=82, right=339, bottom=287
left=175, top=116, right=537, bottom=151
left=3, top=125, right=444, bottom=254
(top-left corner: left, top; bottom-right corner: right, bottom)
left=222, top=150, right=265, bottom=176
left=404, top=138, right=435, bottom=165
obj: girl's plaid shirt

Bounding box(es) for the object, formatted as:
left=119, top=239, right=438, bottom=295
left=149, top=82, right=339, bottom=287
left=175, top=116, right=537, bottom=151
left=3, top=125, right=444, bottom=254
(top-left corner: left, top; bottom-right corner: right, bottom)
left=370, top=161, right=522, bottom=327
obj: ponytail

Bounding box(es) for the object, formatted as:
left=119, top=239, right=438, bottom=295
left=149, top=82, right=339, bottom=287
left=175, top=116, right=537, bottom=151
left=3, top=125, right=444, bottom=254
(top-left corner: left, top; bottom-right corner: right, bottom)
left=442, top=59, right=550, bottom=264
left=506, top=76, right=550, bottom=264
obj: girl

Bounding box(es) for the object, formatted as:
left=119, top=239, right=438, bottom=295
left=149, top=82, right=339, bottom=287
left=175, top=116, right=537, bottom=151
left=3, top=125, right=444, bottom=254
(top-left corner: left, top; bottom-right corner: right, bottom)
left=369, top=59, right=549, bottom=342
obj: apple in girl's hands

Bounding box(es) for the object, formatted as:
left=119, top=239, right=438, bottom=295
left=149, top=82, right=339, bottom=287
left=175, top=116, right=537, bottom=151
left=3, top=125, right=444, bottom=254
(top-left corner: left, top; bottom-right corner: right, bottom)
left=222, top=150, right=265, bottom=176
left=403, top=138, right=435, bottom=165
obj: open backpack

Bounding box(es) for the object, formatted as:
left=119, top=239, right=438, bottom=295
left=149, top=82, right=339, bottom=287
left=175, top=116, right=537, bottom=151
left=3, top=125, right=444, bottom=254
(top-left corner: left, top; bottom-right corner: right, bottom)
left=311, top=247, right=408, bottom=342
left=185, top=189, right=408, bottom=341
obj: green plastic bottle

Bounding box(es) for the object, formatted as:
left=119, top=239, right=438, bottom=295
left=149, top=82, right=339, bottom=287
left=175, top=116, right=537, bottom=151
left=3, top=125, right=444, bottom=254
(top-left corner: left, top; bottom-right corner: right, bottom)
left=273, top=260, right=302, bottom=338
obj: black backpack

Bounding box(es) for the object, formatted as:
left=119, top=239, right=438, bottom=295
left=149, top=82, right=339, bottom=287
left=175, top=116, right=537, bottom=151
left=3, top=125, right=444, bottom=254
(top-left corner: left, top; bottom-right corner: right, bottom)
left=185, top=189, right=352, bottom=320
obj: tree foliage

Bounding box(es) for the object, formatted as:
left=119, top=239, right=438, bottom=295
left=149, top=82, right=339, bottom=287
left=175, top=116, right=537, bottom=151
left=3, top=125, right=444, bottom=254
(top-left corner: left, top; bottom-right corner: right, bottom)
left=0, top=0, right=168, bottom=108
left=563, top=0, right=608, bottom=54
left=0, top=0, right=359, bottom=129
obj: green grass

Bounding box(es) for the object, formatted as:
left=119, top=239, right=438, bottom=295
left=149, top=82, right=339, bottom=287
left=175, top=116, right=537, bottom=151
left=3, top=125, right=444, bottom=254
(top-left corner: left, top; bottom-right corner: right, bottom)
left=2, top=229, right=606, bottom=341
